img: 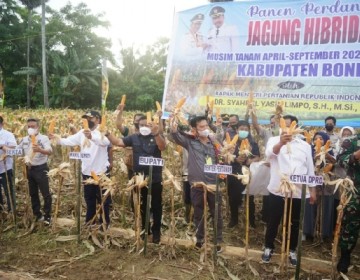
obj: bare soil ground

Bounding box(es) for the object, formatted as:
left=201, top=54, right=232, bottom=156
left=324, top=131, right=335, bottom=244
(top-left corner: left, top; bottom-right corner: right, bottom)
left=1, top=147, right=359, bottom=280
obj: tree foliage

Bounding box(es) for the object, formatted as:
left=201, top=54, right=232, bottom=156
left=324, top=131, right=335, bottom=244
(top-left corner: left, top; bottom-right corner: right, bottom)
left=0, top=1, right=168, bottom=110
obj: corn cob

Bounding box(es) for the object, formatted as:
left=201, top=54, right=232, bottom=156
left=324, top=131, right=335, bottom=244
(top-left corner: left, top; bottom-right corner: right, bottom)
left=48, top=119, right=56, bottom=134
left=230, top=134, right=239, bottom=145
left=279, top=118, right=286, bottom=130
left=91, top=171, right=100, bottom=182
left=216, top=107, right=220, bottom=119
left=288, top=121, right=297, bottom=134
left=315, top=138, right=322, bottom=154
left=156, top=101, right=162, bottom=111
left=175, top=97, right=186, bottom=109
left=31, top=135, right=36, bottom=145
left=82, top=119, right=89, bottom=130
left=209, top=99, right=214, bottom=111
left=226, top=132, right=231, bottom=144
left=304, top=130, right=312, bottom=144
left=247, top=91, right=254, bottom=104
left=120, top=94, right=126, bottom=105
left=146, top=112, right=152, bottom=124
left=324, top=140, right=331, bottom=151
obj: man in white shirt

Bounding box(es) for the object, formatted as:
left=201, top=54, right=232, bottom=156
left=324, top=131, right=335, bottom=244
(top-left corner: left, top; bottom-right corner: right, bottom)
left=0, top=115, right=17, bottom=213
left=51, top=111, right=111, bottom=227
left=18, top=118, right=53, bottom=225
left=206, top=6, right=240, bottom=53
left=261, top=115, right=317, bottom=266
left=180, top=13, right=205, bottom=58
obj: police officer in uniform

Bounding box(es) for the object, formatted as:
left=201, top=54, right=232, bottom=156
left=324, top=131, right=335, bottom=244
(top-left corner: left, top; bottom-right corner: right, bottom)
left=181, top=13, right=206, bottom=58
left=206, top=6, right=240, bottom=53
left=337, top=133, right=360, bottom=274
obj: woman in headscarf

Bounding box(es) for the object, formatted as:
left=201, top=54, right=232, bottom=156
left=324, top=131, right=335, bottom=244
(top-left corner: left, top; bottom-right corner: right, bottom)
left=303, top=131, right=336, bottom=241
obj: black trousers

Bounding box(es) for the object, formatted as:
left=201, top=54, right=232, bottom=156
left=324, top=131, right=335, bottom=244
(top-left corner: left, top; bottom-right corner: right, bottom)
left=183, top=179, right=191, bottom=205
left=264, top=193, right=301, bottom=251
left=83, top=174, right=111, bottom=225
left=0, top=169, right=16, bottom=211
left=140, top=181, right=162, bottom=233
left=27, top=164, right=52, bottom=219
left=227, top=176, right=255, bottom=223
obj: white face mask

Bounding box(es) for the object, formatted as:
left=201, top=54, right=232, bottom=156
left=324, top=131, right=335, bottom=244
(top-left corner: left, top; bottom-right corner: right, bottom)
left=139, top=126, right=151, bottom=136
left=198, top=129, right=210, bottom=138
left=28, top=128, right=38, bottom=136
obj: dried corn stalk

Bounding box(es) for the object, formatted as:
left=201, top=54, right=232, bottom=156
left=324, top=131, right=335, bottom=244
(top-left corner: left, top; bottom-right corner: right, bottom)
left=47, top=162, right=72, bottom=231
left=231, top=166, right=250, bottom=185
left=315, top=140, right=331, bottom=170
left=278, top=174, right=297, bottom=195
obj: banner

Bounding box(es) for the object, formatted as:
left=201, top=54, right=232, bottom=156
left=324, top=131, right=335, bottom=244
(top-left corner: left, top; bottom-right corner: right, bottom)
left=101, top=59, right=109, bottom=114
left=163, top=0, right=360, bottom=127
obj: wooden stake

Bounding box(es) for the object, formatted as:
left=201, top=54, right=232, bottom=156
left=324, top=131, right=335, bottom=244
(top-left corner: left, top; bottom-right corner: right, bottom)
left=52, top=176, right=64, bottom=231
left=133, top=187, right=141, bottom=251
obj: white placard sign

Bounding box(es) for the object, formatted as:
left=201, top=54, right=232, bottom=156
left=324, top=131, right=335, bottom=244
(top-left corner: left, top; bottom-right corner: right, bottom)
left=139, top=157, right=164, bottom=166
left=289, top=175, right=323, bottom=185
left=69, top=152, right=91, bottom=159
left=204, top=164, right=232, bottom=174
left=6, top=149, right=23, bottom=156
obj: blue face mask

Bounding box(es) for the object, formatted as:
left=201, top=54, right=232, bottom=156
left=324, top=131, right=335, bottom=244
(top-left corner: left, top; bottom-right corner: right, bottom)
left=238, top=130, right=249, bottom=139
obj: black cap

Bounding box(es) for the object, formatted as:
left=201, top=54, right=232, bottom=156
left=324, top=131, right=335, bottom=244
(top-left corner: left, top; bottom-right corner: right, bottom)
left=82, top=110, right=101, bottom=121
left=210, top=6, right=225, bottom=18
left=191, top=13, right=204, bottom=23
left=221, top=113, right=230, bottom=123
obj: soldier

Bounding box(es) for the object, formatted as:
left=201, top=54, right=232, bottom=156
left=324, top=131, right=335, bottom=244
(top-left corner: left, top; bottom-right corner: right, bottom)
left=180, top=13, right=206, bottom=58
left=336, top=133, right=360, bottom=274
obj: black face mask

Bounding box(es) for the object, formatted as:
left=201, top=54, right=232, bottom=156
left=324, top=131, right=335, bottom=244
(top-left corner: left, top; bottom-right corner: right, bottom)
left=230, top=125, right=238, bottom=131
left=325, top=124, right=334, bottom=131
left=134, top=123, right=139, bottom=129
left=88, top=120, right=95, bottom=129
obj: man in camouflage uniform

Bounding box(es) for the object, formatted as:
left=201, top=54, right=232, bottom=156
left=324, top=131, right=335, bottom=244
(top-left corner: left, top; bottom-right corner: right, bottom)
left=337, top=133, right=360, bottom=274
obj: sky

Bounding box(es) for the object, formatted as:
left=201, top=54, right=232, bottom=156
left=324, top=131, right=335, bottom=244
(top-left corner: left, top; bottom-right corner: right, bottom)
left=48, top=0, right=210, bottom=57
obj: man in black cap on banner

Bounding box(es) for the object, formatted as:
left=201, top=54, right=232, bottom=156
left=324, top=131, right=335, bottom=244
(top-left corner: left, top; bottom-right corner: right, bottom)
left=206, top=6, right=240, bottom=53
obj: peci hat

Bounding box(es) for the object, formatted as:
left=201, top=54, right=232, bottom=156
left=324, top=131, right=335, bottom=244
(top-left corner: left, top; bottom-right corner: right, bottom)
left=221, top=113, right=230, bottom=123
left=191, top=13, right=205, bottom=23
left=82, top=110, right=102, bottom=121
left=209, top=6, right=225, bottom=18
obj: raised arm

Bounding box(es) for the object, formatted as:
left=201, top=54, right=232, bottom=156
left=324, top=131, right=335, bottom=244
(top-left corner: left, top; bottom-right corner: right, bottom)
left=105, top=132, right=125, bottom=147
left=115, top=104, right=129, bottom=135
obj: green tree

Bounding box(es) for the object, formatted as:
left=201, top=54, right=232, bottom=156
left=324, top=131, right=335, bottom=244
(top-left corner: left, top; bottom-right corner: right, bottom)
left=108, top=38, right=168, bottom=111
